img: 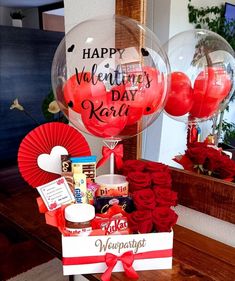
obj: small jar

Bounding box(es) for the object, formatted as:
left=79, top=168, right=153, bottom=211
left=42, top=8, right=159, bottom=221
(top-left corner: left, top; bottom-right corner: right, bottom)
left=65, top=204, right=95, bottom=235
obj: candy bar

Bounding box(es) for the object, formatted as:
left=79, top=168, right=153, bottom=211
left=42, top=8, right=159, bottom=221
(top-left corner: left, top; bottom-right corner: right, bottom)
left=61, top=155, right=72, bottom=173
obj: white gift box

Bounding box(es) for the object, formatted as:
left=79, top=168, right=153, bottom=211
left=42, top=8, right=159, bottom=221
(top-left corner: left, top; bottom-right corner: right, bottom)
left=62, top=231, right=173, bottom=277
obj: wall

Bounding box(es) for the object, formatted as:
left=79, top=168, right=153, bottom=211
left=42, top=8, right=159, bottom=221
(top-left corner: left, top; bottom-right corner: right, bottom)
left=0, top=6, right=11, bottom=26
left=63, top=0, right=115, bottom=175
left=142, top=0, right=170, bottom=162
left=64, top=0, right=115, bottom=33
left=143, top=0, right=187, bottom=168
left=23, top=8, right=39, bottom=29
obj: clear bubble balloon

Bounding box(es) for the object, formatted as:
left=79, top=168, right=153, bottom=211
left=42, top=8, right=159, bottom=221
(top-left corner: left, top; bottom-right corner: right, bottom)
left=163, top=29, right=235, bottom=124
left=51, top=15, right=170, bottom=140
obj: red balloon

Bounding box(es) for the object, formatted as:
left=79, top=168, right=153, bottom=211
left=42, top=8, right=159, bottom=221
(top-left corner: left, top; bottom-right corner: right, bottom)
left=190, top=67, right=231, bottom=119
left=193, top=67, right=231, bottom=102
left=126, top=106, right=144, bottom=126
left=124, top=66, right=165, bottom=115
left=81, top=85, right=128, bottom=138
left=107, top=84, right=144, bottom=126
left=190, top=98, right=219, bottom=119
left=164, top=72, right=193, bottom=116
left=63, top=72, right=106, bottom=113
left=142, top=66, right=165, bottom=115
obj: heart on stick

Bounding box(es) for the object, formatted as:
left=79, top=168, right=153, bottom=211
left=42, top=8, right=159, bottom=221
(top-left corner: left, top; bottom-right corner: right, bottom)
left=37, top=146, right=68, bottom=174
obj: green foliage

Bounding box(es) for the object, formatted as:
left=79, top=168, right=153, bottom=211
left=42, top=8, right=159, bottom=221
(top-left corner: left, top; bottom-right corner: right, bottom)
left=41, top=90, right=68, bottom=123
left=10, top=10, right=25, bottom=19
left=221, top=120, right=235, bottom=145
left=188, top=0, right=235, bottom=49
left=42, top=90, right=55, bottom=121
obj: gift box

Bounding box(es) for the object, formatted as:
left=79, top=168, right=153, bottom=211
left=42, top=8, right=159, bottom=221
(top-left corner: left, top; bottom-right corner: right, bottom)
left=62, top=231, right=173, bottom=278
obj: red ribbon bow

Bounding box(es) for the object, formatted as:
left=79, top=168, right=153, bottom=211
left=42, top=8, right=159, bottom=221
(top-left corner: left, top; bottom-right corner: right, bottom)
left=101, top=251, right=139, bottom=281
left=97, top=144, right=123, bottom=170
left=63, top=249, right=173, bottom=279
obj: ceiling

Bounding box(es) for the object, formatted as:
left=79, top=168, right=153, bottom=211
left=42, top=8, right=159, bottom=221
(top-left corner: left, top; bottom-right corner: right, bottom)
left=0, top=0, right=62, bottom=8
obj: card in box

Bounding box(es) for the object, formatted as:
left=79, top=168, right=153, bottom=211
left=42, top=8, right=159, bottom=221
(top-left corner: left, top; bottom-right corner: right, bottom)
left=62, top=231, right=173, bottom=277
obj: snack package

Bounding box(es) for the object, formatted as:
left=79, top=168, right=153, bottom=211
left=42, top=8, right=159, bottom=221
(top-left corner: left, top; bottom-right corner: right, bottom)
left=92, top=215, right=129, bottom=235
left=71, top=156, right=96, bottom=182
left=73, top=172, right=87, bottom=204
left=94, top=196, right=135, bottom=214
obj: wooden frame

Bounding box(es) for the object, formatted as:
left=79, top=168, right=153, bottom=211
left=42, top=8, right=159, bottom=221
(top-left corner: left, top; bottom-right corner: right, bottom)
left=115, top=0, right=147, bottom=160
left=171, top=167, right=235, bottom=224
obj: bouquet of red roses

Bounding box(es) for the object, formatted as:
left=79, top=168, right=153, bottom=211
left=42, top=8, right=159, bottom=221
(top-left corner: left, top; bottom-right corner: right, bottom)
left=122, top=160, right=178, bottom=234
left=173, top=142, right=235, bottom=182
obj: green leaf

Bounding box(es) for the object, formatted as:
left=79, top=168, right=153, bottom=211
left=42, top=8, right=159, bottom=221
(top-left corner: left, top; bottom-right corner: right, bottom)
left=41, top=90, right=56, bottom=121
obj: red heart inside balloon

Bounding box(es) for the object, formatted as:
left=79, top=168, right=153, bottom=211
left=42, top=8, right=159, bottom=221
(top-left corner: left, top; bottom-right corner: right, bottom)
left=190, top=97, right=220, bottom=119
left=63, top=72, right=106, bottom=113
left=142, top=66, right=165, bottom=115
left=190, top=66, right=231, bottom=118
left=81, top=85, right=128, bottom=138
left=123, top=66, right=165, bottom=115
left=193, top=66, right=231, bottom=101
left=107, top=83, right=144, bottom=126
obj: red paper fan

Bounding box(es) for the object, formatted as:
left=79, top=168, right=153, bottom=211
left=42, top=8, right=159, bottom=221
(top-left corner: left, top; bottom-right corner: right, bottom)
left=18, top=122, right=91, bottom=188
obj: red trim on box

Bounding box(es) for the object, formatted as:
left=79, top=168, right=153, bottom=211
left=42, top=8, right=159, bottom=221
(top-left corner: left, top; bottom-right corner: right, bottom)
left=63, top=249, right=172, bottom=265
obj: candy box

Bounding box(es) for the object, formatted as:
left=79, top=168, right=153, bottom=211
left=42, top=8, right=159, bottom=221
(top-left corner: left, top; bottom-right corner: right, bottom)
left=62, top=231, right=173, bottom=278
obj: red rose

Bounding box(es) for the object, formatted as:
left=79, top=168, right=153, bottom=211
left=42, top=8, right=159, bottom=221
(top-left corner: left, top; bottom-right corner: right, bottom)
left=154, top=187, right=177, bottom=207
left=173, top=154, right=194, bottom=172
left=122, top=160, right=146, bottom=175
left=152, top=207, right=178, bottom=232
left=145, top=161, right=169, bottom=173
left=186, top=143, right=208, bottom=165
left=151, top=171, right=172, bottom=188
left=132, top=188, right=156, bottom=210
left=203, top=147, right=235, bottom=180
left=215, top=158, right=235, bottom=179
left=205, top=154, right=221, bottom=173
left=127, top=171, right=151, bottom=192
left=128, top=210, right=153, bottom=233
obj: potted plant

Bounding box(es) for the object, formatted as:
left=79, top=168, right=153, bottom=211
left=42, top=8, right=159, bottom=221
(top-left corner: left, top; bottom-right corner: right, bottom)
left=10, top=10, right=25, bottom=27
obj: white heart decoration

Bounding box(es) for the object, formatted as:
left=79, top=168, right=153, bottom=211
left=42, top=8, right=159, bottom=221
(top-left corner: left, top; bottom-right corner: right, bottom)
left=37, top=146, right=68, bottom=174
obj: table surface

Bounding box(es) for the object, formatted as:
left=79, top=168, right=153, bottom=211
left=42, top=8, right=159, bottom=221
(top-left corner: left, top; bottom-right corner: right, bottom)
left=0, top=166, right=235, bottom=281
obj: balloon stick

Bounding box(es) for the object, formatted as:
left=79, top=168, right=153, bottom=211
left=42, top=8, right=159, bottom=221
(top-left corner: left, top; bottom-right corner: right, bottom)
left=103, top=139, right=119, bottom=175
left=110, top=152, right=114, bottom=174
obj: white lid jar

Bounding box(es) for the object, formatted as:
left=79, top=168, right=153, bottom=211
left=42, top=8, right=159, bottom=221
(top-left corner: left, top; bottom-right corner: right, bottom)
left=65, top=204, right=95, bottom=235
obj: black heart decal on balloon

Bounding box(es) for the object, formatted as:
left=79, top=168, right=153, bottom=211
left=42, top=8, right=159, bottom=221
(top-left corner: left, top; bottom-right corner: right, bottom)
left=141, top=48, right=149, bottom=57
left=104, top=63, right=110, bottom=68
left=67, top=44, right=75, bottom=52
left=68, top=101, right=73, bottom=108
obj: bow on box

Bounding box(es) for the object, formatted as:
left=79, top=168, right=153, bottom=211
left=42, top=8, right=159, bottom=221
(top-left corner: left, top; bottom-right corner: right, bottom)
left=97, top=144, right=123, bottom=170
left=63, top=249, right=173, bottom=281
left=102, top=251, right=138, bottom=281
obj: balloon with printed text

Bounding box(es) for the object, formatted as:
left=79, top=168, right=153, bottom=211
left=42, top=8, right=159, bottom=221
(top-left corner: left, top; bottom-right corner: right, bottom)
left=51, top=15, right=170, bottom=140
